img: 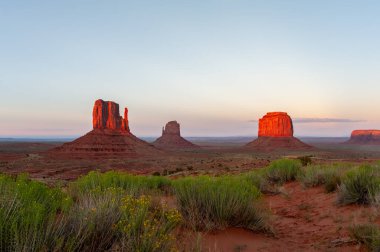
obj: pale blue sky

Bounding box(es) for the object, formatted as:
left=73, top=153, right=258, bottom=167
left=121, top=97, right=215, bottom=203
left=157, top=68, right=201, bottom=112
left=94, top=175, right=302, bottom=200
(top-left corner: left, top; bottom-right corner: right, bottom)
left=1, top=0, right=380, bottom=137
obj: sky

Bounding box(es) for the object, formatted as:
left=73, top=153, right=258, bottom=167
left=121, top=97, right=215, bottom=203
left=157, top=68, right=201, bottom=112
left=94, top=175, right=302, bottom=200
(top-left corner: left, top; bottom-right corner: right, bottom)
left=1, top=0, right=380, bottom=137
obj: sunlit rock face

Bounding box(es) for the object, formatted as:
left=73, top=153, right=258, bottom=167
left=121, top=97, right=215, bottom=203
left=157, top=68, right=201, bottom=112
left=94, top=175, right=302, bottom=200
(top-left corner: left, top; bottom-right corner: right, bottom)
left=348, top=130, right=380, bottom=144
left=246, top=112, right=311, bottom=151
left=92, top=99, right=129, bottom=132
left=258, top=112, right=293, bottom=137
left=52, top=99, right=159, bottom=157
left=153, top=121, right=198, bottom=150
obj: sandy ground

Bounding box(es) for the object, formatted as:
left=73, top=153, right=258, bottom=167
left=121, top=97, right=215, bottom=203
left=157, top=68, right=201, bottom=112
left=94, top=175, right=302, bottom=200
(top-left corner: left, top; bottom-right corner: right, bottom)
left=200, top=182, right=374, bottom=251
left=1, top=138, right=380, bottom=181
left=1, top=139, right=380, bottom=251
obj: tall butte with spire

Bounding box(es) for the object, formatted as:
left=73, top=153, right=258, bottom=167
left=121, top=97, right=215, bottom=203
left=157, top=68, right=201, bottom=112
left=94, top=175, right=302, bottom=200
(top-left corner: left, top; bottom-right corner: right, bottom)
left=52, top=99, right=159, bottom=157
left=246, top=112, right=312, bottom=151
left=153, top=121, right=199, bottom=149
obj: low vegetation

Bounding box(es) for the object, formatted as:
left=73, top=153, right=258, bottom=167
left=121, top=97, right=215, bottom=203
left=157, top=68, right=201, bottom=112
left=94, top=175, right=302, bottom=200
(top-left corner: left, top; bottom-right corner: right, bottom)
left=298, top=164, right=347, bottom=192
left=173, top=176, right=270, bottom=232
left=69, top=170, right=172, bottom=198
left=0, top=173, right=71, bottom=251
left=337, top=165, right=380, bottom=205
left=3, top=159, right=380, bottom=251
left=350, top=224, right=380, bottom=250
left=265, top=159, right=302, bottom=184
left=0, top=173, right=179, bottom=251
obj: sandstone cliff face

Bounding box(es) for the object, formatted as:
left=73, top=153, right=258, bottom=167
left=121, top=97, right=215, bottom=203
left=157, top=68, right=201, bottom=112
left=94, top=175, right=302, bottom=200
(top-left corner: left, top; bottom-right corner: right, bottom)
left=348, top=130, right=380, bottom=144
left=246, top=112, right=311, bottom=151
left=93, top=99, right=129, bottom=132
left=153, top=121, right=198, bottom=149
left=258, top=112, right=293, bottom=137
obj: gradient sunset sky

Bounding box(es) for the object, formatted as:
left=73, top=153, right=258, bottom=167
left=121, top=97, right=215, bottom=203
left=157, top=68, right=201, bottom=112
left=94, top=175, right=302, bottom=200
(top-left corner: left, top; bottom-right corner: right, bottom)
left=1, top=0, right=380, bottom=137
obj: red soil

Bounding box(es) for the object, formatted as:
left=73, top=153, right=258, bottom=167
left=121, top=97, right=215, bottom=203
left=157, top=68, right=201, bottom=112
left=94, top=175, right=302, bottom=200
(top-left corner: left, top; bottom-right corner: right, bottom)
left=246, top=137, right=312, bottom=151
left=201, top=182, right=373, bottom=251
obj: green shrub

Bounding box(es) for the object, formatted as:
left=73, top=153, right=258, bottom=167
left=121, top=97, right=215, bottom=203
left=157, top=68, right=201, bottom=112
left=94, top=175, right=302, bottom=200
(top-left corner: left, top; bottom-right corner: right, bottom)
left=243, top=169, right=276, bottom=194
left=297, top=156, right=312, bottom=166
left=337, top=165, right=380, bottom=205
left=118, top=195, right=181, bottom=251
left=0, top=173, right=71, bottom=252
left=173, top=176, right=269, bottom=232
left=69, top=171, right=172, bottom=198
left=298, top=165, right=345, bottom=193
left=265, top=159, right=302, bottom=184
left=56, top=188, right=123, bottom=251
left=350, top=224, right=380, bottom=250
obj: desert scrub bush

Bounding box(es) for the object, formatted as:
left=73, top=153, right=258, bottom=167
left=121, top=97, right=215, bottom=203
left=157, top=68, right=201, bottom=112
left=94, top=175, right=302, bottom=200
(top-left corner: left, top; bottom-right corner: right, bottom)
left=243, top=169, right=276, bottom=194
left=265, top=159, right=302, bottom=184
left=56, top=187, right=124, bottom=251
left=0, top=173, right=72, bottom=252
left=350, top=224, right=380, bottom=251
left=117, top=195, right=181, bottom=252
left=337, top=165, right=380, bottom=205
left=297, top=155, right=312, bottom=166
left=173, top=176, right=269, bottom=232
left=298, top=165, right=346, bottom=192
left=69, top=170, right=172, bottom=198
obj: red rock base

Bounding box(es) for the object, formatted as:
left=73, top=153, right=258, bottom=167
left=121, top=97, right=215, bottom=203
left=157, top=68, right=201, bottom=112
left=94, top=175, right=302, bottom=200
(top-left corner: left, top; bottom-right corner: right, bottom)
left=245, top=137, right=312, bottom=151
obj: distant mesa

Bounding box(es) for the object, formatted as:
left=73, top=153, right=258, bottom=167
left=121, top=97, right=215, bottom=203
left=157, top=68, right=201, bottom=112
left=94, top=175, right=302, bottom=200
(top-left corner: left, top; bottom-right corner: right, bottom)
left=347, top=130, right=380, bottom=145
left=153, top=121, right=199, bottom=150
left=246, top=112, right=312, bottom=151
left=52, top=99, right=159, bottom=156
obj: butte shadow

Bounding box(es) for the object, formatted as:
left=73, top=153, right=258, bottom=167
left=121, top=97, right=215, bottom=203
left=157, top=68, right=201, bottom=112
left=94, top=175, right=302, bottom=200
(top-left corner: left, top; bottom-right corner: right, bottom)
left=152, top=121, right=199, bottom=150
left=51, top=99, right=161, bottom=158
left=245, top=112, right=312, bottom=151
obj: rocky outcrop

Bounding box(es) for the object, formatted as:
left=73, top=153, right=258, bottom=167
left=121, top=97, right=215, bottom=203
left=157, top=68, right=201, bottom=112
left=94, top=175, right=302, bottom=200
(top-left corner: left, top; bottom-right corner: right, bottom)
left=246, top=112, right=311, bottom=151
left=259, top=112, right=293, bottom=137
left=153, top=121, right=198, bottom=149
left=162, top=121, right=181, bottom=136
left=347, top=130, right=380, bottom=144
left=93, top=99, right=129, bottom=132
left=52, top=99, right=159, bottom=157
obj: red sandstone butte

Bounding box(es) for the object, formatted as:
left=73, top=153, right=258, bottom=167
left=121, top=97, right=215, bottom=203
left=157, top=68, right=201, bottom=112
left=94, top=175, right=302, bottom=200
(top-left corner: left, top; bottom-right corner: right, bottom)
left=153, top=121, right=199, bottom=149
left=52, top=99, right=159, bottom=157
left=258, top=112, right=293, bottom=137
left=347, top=130, right=380, bottom=144
left=246, top=112, right=311, bottom=151
left=93, top=99, right=129, bottom=132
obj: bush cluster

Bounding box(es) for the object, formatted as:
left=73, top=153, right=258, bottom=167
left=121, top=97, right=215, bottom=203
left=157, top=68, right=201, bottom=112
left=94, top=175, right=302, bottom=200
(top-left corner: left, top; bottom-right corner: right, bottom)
left=337, top=165, right=380, bottom=205
left=173, top=176, right=269, bottom=232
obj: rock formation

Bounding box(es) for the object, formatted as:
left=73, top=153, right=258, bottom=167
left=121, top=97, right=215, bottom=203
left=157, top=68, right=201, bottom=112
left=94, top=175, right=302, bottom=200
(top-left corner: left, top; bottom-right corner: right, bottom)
left=92, top=99, right=129, bottom=132
left=258, top=112, right=293, bottom=137
left=153, top=121, right=199, bottom=149
left=246, top=112, right=311, bottom=151
left=347, top=130, right=380, bottom=144
left=52, top=99, right=159, bottom=157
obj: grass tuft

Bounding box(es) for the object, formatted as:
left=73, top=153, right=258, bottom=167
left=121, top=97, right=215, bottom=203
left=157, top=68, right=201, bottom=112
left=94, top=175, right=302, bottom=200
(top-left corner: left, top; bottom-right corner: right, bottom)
left=265, top=159, right=302, bottom=185
left=173, top=176, right=270, bottom=232
left=69, top=171, right=172, bottom=198
left=350, top=224, right=380, bottom=250
left=298, top=164, right=346, bottom=193
left=337, top=165, right=380, bottom=205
